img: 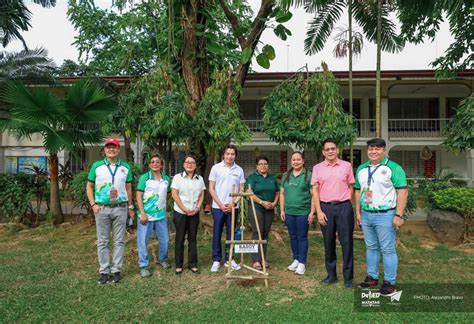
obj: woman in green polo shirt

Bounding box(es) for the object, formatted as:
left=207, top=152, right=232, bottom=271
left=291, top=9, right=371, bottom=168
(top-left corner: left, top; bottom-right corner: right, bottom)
left=246, top=156, right=279, bottom=271
left=280, top=151, right=315, bottom=276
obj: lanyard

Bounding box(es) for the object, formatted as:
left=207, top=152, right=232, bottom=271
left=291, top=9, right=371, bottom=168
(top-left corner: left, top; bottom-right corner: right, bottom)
left=367, top=164, right=381, bottom=188
left=106, top=164, right=119, bottom=185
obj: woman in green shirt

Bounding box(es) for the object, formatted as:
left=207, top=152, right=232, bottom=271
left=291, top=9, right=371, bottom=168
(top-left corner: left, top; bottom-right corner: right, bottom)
left=246, top=156, right=279, bottom=270
left=280, top=151, right=315, bottom=276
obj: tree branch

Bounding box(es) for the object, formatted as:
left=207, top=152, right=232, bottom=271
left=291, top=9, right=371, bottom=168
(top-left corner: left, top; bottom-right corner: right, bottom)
left=218, top=0, right=246, bottom=48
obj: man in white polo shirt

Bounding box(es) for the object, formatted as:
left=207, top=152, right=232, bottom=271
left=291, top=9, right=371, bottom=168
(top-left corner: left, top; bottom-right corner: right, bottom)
left=86, top=138, right=135, bottom=284
left=208, top=144, right=245, bottom=272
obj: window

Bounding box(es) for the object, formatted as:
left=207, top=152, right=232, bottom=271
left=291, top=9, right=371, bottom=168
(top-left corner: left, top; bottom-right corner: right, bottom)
left=388, top=151, right=423, bottom=178
left=239, top=100, right=265, bottom=120
left=446, top=97, right=462, bottom=118
left=236, top=150, right=283, bottom=177
left=388, top=99, right=439, bottom=119
left=342, top=99, right=361, bottom=119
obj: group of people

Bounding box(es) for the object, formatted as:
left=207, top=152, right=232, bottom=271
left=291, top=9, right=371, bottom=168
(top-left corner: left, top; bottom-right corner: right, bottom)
left=86, top=137, right=407, bottom=297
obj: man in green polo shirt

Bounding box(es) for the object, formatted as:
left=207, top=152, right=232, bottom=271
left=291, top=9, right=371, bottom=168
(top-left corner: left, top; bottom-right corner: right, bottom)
left=86, top=138, right=135, bottom=284
left=354, top=138, right=408, bottom=296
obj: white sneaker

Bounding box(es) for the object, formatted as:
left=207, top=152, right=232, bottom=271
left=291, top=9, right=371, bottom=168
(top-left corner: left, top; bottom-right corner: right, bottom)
left=295, top=263, right=306, bottom=275
left=210, top=261, right=220, bottom=272
left=287, top=259, right=299, bottom=271
left=224, top=259, right=241, bottom=270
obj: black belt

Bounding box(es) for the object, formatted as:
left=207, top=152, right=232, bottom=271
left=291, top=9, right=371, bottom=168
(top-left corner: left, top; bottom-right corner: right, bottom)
left=362, top=208, right=396, bottom=213
left=321, top=200, right=350, bottom=206
left=98, top=203, right=128, bottom=208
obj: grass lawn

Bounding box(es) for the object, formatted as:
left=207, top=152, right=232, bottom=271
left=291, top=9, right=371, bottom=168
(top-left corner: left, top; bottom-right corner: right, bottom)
left=0, top=219, right=473, bottom=322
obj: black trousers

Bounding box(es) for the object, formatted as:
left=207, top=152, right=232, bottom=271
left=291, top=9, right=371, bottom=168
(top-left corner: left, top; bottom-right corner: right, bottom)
left=173, top=211, right=199, bottom=268
left=248, top=206, right=273, bottom=262
left=320, top=201, right=354, bottom=281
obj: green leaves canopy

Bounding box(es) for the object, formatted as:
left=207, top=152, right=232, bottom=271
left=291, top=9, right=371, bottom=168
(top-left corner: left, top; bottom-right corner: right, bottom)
left=442, top=96, right=474, bottom=153
left=263, top=65, right=356, bottom=152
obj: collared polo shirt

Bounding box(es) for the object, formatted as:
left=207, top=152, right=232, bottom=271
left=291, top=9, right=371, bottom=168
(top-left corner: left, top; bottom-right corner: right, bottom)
left=171, top=171, right=206, bottom=214
left=281, top=168, right=312, bottom=216
left=311, top=158, right=354, bottom=202
left=354, top=157, right=407, bottom=212
left=209, top=161, right=245, bottom=209
left=136, top=171, right=171, bottom=221
left=87, top=158, right=132, bottom=205
left=246, top=171, right=279, bottom=210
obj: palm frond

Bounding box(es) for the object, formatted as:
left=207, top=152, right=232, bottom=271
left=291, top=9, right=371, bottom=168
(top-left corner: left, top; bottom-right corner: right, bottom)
left=353, top=1, right=404, bottom=53
left=304, top=1, right=346, bottom=55
left=0, top=48, right=55, bottom=82
left=64, top=80, right=117, bottom=123
left=32, top=0, right=57, bottom=8
left=0, top=1, right=31, bottom=49
left=43, top=129, right=74, bottom=154
left=0, top=81, right=64, bottom=124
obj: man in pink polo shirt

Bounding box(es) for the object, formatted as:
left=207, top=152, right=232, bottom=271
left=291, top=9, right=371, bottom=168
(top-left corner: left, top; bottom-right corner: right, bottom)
left=311, top=138, right=355, bottom=288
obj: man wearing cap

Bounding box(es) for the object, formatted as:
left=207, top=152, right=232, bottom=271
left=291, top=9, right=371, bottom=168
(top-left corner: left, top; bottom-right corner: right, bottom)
left=355, top=138, right=408, bottom=296
left=86, top=138, right=135, bottom=284
left=312, top=138, right=355, bottom=288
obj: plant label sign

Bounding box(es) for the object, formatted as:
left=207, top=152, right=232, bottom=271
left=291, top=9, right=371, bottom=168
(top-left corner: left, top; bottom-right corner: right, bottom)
left=235, top=244, right=258, bottom=253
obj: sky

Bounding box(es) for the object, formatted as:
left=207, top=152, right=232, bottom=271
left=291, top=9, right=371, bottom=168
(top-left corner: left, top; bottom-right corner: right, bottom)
left=5, top=1, right=454, bottom=73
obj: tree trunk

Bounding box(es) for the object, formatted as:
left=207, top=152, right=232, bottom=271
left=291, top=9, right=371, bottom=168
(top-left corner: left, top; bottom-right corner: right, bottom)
left=50, top=153, right=64, bottom=224
left=123, top=135, right=133, bottom=162
left=375, top=0, right=382, bottom=138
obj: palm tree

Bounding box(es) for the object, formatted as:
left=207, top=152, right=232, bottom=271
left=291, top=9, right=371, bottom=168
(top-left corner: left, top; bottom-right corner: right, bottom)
left=0, top=0, right=56, bottom=49
left=0, top=79, right=116, bottom=224
left=0, top=47, right=54, bottom=82
left=278, top=0, right=404, bottom=139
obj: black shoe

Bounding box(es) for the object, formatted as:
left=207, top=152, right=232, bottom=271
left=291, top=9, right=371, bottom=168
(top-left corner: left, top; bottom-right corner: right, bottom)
left=344, top=280, right=353, bottom=289
left=98, top=273, right=109, bottom=285
left=379, top=280, right=397, bottom=296
left=112, top=272, right=121, bottom=284
left=322, top=276, right=338, bottom=285
left=358, top=275, right=378, bottom=289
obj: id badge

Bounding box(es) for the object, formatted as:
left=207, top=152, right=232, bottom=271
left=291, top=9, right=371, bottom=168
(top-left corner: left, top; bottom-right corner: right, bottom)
left=364, top=190, right=373, bottom=204
left=109, top=186, right=118, bottom=202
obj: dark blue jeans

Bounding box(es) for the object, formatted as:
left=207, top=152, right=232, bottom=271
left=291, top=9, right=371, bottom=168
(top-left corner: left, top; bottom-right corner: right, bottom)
left=212, top=208, right=238, bottom=262
left=285, top=214, right=309, bottom=264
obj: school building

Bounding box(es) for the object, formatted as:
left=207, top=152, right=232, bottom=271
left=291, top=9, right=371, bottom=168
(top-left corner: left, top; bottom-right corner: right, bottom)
left=1, top=69, right=473, bottom=185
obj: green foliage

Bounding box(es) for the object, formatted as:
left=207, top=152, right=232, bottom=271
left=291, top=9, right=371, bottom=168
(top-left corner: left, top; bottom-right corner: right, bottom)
left=263, top=64, right=356, bottom=152
left=442, top=96, right=474, bottom=153
left=0, top=48, right=55, bottom=83
left=113, top=63, right=189, bottom=151
left=0, top=79, right=117, bottom=154
left=432, top=187, right=474, bottom=217
left=195, top=70, right=252, bottom=156
left=405, top=189, right=417, bottom=215
left=397, top=0, right=473, bottom=73
left=68, top=169, right=90, bottom=215
left=0, top=173, right=33, bottom=222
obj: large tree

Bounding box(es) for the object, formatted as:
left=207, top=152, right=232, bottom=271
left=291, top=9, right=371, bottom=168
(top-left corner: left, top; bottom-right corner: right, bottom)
left=0, top=47, right=54, bottom=83
left=0, top=0, right=56, bottom=49
left=68, top=1, right=292, bottom=179
left=0, top=80, right=116, bottom=224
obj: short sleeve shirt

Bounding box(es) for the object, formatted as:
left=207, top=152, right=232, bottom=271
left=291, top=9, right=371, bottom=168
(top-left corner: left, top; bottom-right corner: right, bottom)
left=87, top=158, right=132, bottom=205
left=354, top=157, right=407, bottom=211
left=281, top=169, right=312, bottom=216
left=171, top=172, right=206, bottom=214
left=209, top=161, right=245, bottom=209
left=137, top=171, right=171, bottom=221
left=311, top=159, right=355, bottom=202
left=246, top=171, right=280, bottom=210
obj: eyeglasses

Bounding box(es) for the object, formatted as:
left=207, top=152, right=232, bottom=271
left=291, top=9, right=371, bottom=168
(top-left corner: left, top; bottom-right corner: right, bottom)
left=150, top=160, right=161, bottom=164
left=184, top=161, right=196, bottom=165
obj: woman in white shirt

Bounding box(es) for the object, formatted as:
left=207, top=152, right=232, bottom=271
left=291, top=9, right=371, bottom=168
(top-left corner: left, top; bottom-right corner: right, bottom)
left=171, top=154, right=206, bottom=274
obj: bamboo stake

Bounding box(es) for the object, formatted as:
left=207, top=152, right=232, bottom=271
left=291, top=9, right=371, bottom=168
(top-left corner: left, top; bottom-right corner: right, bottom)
left=249, top=184, right=268, bottom=287
left=227, top=185, right=236, bottom=278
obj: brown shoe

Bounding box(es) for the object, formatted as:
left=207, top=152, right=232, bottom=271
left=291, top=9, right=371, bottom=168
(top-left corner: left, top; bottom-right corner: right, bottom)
left=253, top=262, right=262, bottom=270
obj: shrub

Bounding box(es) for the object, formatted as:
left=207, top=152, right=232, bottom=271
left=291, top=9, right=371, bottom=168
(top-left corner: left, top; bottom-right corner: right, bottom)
left=69, top=169, right=92, bottom=216
left=432, top=187, right=474, bottom=217
left=0, top=173, right=33, bottom=223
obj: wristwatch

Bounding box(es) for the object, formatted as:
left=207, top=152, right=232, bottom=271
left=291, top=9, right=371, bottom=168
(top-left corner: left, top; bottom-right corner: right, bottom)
left=395, top=214, right=404, bottom=219
left=128, top=205, right=134, bottom=210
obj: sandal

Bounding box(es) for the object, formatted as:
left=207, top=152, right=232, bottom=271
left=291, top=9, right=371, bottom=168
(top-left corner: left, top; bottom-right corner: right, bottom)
left=175, top=268, right=183, bottom=275
left=189, top=267, right=199, bottom=274
left=253, top=262, right=263, bottom=270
